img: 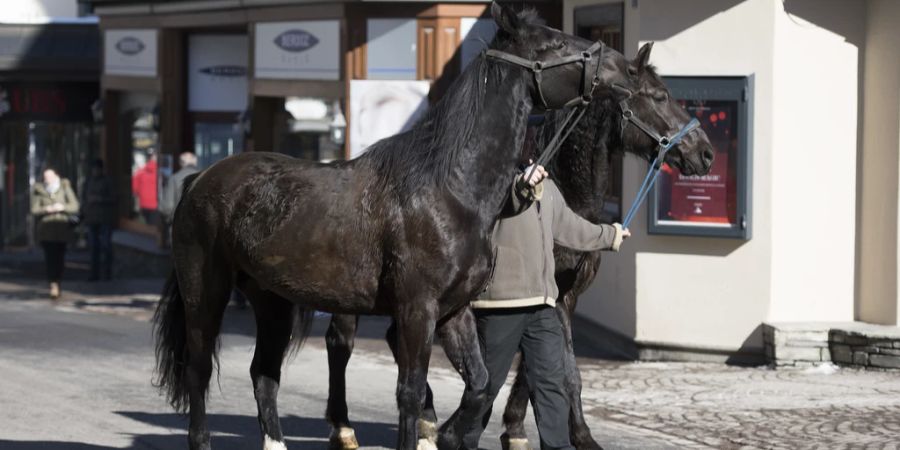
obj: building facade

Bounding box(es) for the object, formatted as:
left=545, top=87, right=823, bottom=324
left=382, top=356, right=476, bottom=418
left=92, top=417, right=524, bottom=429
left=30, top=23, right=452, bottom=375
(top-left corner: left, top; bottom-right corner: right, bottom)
left=86, top=0, right=900, bottom=362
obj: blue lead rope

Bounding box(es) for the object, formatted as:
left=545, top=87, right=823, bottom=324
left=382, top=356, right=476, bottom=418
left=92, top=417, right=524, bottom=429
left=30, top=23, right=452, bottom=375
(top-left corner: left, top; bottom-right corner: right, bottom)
left=621, top=118, right=701, bottom=229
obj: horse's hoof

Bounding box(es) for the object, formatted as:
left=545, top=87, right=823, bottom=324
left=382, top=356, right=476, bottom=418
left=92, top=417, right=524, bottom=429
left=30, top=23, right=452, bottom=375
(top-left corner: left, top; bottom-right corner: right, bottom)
left=500, top=434, right=532, bottom=450
left=329, top=427, right=359, bottom=450
left=417, top=419, right=438, bottom=442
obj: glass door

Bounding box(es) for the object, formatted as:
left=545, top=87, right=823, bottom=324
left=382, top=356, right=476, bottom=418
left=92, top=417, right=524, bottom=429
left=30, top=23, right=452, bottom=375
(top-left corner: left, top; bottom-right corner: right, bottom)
left=193, top=121, right=243, bottom=169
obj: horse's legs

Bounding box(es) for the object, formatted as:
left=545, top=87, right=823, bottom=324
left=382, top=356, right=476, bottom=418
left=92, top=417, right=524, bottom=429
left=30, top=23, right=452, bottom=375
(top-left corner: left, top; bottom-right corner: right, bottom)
left=394, top=304, right=436, bottom=450
left=435, top=307, right=490, bottom=450
left=178, top=253, right=232, bottom=450
left=241, top=281, right=295, bottom=450
left=325, top=314, right=361, bottom=449
left=385, top=321, right=439, bottom=448
left=500, top=360, right=532, bottom=450
left=557, top=298, right=602, bottom=450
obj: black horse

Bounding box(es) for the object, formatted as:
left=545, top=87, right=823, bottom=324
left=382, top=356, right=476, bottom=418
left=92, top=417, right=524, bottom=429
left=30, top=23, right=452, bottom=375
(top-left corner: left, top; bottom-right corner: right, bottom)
left=322, top=41, right=714, bottom=450
left=153, top=3, right=632, bottom=450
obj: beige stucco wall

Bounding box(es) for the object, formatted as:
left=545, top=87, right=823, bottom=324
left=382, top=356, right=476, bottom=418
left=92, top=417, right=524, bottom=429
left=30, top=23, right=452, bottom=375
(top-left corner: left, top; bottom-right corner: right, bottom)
left=567, top=0, right=861, bottom=353
left=858, top=0, right=900, bottom=325
left=768, top=1, right=861, bottom=322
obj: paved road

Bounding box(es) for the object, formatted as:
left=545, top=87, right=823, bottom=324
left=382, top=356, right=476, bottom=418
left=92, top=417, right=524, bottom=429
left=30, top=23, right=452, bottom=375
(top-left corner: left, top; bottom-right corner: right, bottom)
left=0, top=277, right=677, bottom=450
left=5, top=259, right=900, bottom=449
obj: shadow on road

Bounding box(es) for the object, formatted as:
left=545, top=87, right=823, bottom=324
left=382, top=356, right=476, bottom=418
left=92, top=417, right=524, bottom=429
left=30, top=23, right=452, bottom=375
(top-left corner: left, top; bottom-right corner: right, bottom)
left=119, top=411, right=398, bottom=449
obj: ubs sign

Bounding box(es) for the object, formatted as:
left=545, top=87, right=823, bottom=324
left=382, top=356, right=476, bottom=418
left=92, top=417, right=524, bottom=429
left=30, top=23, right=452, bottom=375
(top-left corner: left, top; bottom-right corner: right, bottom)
left=255, top=21, right=340, bottom=81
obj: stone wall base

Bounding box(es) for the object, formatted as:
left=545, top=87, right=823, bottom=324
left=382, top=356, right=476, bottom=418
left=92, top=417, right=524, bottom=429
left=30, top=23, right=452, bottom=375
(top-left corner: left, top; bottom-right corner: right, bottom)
left=764, top=322, right=900, bottom=370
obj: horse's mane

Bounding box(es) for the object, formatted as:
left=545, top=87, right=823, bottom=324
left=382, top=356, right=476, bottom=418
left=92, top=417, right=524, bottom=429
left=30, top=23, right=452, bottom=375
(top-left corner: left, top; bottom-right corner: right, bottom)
left=359, top=53, right=511, bottom=196
left=360, top=9, right=545, bottom=196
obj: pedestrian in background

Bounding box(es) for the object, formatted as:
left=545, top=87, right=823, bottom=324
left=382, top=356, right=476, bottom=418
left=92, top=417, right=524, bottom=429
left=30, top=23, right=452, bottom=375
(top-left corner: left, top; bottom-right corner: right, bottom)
left=132, top=151, right=159, bottom=226
left=31, top=167, right=80, bottom=299
left=82, top=158, right=116, bottom=281
left=159, top=152, right=199, bottom=224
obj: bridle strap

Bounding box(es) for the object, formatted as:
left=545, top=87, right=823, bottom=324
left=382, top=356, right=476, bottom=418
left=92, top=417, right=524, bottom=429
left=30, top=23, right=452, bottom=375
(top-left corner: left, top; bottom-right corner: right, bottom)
left=485, top=40, right=606, bottom=110
left=523, top=105, right=588, bottom=183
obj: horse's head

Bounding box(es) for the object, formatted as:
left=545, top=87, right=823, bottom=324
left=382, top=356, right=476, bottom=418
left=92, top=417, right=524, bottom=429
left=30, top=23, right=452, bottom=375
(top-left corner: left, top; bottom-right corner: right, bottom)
left=488, top=2, right=605, bottom=111
left=602, top=43, right=715, bottom=176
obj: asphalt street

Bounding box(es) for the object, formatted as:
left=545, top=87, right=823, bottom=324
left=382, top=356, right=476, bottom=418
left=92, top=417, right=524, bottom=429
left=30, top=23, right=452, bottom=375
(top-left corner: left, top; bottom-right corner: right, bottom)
left=0, top=277, right=678, bottom=450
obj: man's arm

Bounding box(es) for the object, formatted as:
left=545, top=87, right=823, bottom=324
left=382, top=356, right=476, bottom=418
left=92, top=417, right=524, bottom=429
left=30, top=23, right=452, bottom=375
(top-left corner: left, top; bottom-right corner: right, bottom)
left=549, top=182, right=627, bottom=252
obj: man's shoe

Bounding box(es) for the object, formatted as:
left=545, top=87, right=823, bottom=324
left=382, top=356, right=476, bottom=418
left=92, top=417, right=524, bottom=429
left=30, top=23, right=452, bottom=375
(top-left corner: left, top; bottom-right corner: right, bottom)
left=49, top=282, right=60, bottom=300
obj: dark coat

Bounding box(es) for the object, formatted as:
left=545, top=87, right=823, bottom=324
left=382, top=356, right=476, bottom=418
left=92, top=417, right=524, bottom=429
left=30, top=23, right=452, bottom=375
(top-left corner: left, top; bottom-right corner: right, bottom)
left=31, top=179, right=80, bottom=243
left=81, top=174, right=117, bottom=225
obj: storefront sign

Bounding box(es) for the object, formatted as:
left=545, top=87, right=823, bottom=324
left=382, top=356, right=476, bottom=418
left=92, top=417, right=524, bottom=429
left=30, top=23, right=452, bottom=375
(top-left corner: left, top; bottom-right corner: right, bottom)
left=0, top=82, right=98, bottom=122
left=188, top=35, right=248, bottom=112
left=255, top=21, right=340, bottom=80
left=349, top=80, right=430, bottom=158
left=649, top=77, right=752, bottom=239
left=104, top=29, right=157, bottom=77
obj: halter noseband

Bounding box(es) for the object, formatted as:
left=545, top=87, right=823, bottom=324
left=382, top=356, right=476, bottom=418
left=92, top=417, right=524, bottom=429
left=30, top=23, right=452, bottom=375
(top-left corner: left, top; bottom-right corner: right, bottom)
left=615, top=84, right=701, bottom=228
left=485, top=40, right=606, bottom=110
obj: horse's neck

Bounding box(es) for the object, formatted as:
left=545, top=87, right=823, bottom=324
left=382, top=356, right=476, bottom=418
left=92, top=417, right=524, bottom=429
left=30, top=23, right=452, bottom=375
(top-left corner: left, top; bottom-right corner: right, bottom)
left=551, top=114, right=613, bottom=224
left=447, top=71, right=532, bottom=218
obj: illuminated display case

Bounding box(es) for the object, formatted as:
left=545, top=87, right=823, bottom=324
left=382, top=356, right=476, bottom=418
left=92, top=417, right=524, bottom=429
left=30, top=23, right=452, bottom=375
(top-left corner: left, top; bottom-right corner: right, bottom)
left=648, top=76, right=753, bottom=239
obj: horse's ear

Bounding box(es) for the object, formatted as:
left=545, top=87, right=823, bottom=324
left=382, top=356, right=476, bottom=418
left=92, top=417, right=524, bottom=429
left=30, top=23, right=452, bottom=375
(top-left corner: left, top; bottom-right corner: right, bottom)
left=634, top=42, right=654, bottom=71
left=491, top=1, right=522, bottom=37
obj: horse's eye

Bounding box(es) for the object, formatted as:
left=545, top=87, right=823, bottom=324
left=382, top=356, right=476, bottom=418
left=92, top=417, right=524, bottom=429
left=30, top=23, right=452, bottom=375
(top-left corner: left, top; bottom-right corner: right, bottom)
left=653, top=92, right=668, bottom=102
left=557, top=41, right=568, bottom=50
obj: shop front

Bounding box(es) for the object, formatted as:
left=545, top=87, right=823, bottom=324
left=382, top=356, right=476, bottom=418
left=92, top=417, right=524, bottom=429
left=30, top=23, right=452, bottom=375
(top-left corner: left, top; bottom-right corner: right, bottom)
left=92, top=1, right=562, bottom=241
left=0, top=23, right=100, bottom=248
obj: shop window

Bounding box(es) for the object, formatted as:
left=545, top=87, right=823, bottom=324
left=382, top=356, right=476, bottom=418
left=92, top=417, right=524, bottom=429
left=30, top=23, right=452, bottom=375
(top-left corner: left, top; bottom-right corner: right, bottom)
left=275, top=97, right=346, bottom=163
left=367, top=19, right=417, bottom=80
left=648, top=77, right=752, bottom=239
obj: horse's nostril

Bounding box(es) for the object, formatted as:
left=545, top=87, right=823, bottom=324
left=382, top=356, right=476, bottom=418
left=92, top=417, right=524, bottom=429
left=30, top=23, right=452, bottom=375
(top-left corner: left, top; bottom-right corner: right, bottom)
left=703, top=148, right=714, bottom=163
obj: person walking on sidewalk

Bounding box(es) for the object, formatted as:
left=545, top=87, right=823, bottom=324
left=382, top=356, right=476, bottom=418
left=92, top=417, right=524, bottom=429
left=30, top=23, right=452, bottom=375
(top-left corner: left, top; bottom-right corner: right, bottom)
left=464, top=162, right=629, bottom=450
left=159, top=152, right=199, bottom=248
left=31, top=167, right=80, bottom=299
left=82, top=158, right=117, bottom=281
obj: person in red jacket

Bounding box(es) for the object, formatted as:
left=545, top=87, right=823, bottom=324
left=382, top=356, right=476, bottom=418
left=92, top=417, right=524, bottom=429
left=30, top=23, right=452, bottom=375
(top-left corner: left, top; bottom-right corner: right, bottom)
left=132, top=152, right=159, bottom=226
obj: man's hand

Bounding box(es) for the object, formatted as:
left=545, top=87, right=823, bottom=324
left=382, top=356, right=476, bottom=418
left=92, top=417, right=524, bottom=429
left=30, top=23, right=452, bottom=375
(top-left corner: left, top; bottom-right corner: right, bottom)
left=519, top=160, right=548, bottom=187
left=622, top=228, right=631, bottom=239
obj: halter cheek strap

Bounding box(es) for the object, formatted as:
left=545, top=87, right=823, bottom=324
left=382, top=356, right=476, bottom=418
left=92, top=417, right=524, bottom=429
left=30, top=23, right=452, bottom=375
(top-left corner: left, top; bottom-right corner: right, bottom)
left=617, top=85, right=701, bottom=228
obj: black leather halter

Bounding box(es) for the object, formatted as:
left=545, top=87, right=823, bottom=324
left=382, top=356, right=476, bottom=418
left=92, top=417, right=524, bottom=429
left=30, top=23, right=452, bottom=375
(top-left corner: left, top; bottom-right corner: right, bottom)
left=486, top=41, right=606, bottom=183
left=485, top=40, right=606, bottom=110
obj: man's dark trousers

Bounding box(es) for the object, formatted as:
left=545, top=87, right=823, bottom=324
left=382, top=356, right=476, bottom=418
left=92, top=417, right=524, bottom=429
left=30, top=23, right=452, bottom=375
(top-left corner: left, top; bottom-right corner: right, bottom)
left=463, top=305, right=573, bottom=450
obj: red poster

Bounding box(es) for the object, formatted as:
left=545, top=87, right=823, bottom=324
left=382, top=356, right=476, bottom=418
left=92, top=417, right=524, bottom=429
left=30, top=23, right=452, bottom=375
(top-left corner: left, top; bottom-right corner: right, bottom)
left=656, top=100, right=738, bottom=227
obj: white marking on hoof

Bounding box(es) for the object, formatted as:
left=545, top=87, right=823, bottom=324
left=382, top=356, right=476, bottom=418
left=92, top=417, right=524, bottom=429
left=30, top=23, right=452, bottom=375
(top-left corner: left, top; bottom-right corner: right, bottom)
left=505, top=438, right=532, bottom=450
left=329, top=427, right=359, bottom=450
left=264, top=434, right=288, bottom=450
left=417, top=419, right=438, bottom=441
left=417, top=438, right=438, bottom=450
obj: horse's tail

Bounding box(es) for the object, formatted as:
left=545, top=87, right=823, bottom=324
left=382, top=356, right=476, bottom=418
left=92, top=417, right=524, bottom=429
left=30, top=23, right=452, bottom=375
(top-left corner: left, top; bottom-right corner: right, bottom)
left=286, top=305, right=316, bottom=361
left=152, top=271, right=190, bottom=413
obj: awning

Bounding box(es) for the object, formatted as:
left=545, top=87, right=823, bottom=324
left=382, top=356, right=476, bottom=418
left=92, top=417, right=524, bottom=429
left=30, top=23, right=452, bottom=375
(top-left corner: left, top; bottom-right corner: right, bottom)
left=0, top=24, right=99, bottom=80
